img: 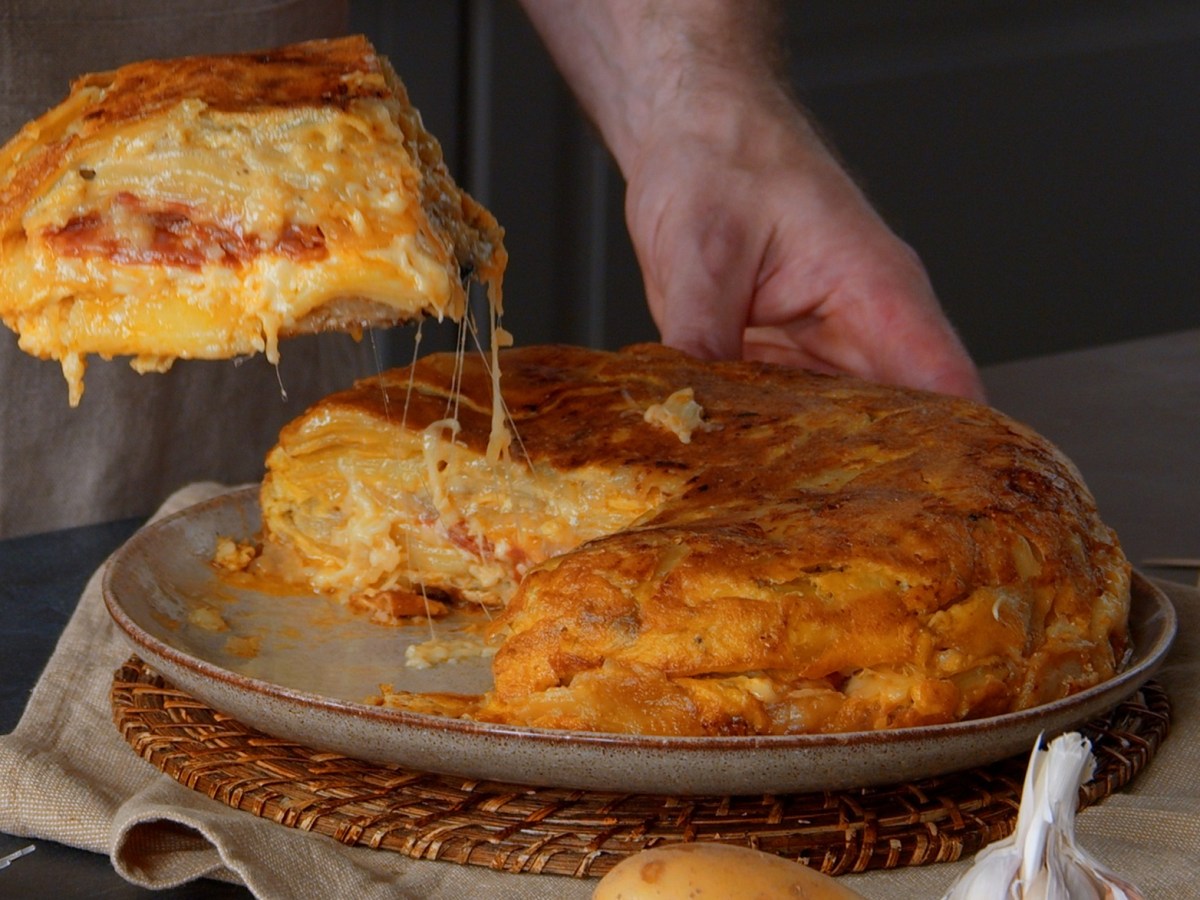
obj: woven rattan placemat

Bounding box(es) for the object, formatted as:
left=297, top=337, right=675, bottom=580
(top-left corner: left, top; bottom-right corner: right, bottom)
left=110, top=656, right=1170, bottom=879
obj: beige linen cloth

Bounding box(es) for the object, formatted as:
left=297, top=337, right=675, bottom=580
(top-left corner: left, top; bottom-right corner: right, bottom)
left=2, top=483, right=1198, bottom=899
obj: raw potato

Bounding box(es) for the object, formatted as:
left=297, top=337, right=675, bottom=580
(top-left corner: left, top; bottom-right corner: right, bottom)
left=593, top=843, right=867, bottom=900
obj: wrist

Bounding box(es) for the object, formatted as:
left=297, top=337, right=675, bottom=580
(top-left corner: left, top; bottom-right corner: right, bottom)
left=624, top=77, right=836, bottom=211
left=614, top=17, right=787, bottom=174
left=520, top=0, right=786, bottom=175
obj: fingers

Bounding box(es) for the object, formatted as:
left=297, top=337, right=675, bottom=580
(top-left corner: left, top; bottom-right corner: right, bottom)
left=889, top=323, right=986, bottom=401
left=743, top=247, right=986, bottom=402
left=621, top=84, right=985, bottom=402
left=829, top=247, right=987, bottom=402
left=625, top=164, right=760, bottom=362
left=645, top=213, right=758, bottom=362
left=863, top=314, right=986, bottom=402
left=670, top=215, right=985, bottom=401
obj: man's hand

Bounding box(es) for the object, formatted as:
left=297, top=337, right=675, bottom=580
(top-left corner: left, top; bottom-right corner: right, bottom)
left=519, top=0, right=985, bottom=401
left=625, top=84, right=984, bottom=399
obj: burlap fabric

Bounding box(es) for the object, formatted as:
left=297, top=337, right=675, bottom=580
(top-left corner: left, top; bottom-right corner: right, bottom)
left=1, top=483, right=1197, bottom=899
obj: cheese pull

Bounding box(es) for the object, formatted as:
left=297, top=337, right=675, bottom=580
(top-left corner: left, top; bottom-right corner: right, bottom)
left=593, top=843, right=867, bottom=900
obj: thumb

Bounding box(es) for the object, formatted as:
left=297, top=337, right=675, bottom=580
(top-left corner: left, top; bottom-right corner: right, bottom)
left=638, top=212, right=757, bottom=362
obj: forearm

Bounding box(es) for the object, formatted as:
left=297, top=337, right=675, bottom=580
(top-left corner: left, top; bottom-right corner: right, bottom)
left=517, top=0, right=787, bottom=174
left=518, top=0, right=983, bottom=399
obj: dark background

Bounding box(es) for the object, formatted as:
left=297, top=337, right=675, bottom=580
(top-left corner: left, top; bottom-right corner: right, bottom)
left=352, top=0, right=1200, bottom=366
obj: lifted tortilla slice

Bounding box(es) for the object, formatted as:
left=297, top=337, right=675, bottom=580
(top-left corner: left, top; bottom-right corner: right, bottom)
left=0, top=35, right=506, bottom=404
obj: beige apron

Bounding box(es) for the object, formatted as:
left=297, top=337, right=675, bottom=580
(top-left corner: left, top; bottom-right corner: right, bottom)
left=0, top=0, right=390, bottom=538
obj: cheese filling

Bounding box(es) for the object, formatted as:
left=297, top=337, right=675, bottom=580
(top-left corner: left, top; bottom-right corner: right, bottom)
left=643, top=387, right=712, bottom=444
left=0, top=96, right=459, bottom=404
left=255, top=403, right=678, bottom=610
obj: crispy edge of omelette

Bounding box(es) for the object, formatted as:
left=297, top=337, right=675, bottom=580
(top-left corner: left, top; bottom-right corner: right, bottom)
left=244, top=344, right=1133, bottom=736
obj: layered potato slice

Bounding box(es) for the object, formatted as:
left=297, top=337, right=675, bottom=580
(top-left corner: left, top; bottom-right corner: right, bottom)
left=248, top=344, right=1132, bottom=736
left=0, top=35, right=505, bottom=403
left=254, top=348, right=687, bottom=620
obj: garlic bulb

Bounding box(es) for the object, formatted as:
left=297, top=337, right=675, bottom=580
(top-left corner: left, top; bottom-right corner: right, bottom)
left=941, top=732, right=1144, bottom=900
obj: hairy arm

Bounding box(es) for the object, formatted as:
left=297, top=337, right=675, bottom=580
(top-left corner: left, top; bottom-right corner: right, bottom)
left=518, top=0, right=985, bottom=400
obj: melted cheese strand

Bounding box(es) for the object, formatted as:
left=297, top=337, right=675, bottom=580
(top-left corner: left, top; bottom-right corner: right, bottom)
left=485, top=286, right=513, bottom=464
left=401, top=319, right=424, bottom=432
left=368, top=328, right=391, bottom=422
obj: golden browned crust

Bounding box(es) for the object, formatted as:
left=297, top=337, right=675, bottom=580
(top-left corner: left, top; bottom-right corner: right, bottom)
left=2, top=37, right=371, bottom=233
left=374, top=51, right=506, bottom=294
left=255, top=344, right=1132, bottom=737
left=0, top=35, right=502, bottom=267
left=0, top=35, right=506, bottom=402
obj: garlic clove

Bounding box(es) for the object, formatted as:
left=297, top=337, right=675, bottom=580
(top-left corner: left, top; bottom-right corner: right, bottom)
left=941, top=732, right=1144, bottom=900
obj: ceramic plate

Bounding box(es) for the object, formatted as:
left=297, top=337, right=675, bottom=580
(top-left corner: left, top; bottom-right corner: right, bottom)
left=103, top=487, right=1176, bottom=796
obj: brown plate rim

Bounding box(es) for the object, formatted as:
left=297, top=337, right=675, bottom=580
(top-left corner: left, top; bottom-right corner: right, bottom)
left=102, top=486, right=1176, bottom=754
left=100, top=487, right=1171, bottom=796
